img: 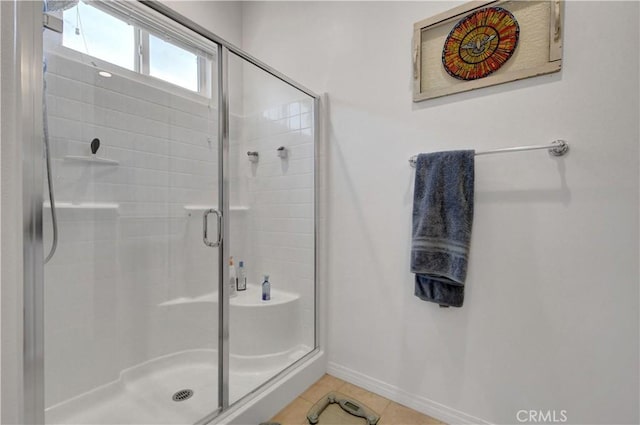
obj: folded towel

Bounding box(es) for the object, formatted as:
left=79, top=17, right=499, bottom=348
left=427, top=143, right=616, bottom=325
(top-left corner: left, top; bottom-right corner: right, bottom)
left=411, top=150, right=475, bottom=307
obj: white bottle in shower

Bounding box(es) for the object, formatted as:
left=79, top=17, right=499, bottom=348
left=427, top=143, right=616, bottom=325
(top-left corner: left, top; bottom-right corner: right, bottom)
left=229, top=257, right=237, bottom=298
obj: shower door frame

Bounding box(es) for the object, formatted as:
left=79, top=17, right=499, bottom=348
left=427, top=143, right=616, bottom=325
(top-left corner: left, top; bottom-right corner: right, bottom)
left=18, top=0, right=321, bottom=423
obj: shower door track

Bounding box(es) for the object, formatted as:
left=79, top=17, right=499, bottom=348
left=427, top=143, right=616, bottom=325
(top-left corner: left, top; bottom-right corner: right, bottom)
left=16, top=0, right=321, bottom=423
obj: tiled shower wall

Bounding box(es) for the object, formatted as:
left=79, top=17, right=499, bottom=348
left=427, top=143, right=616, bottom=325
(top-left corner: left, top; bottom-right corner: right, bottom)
left=241, top=100, right=315, bottom=346
left=43, top=51, right=315, bottom=406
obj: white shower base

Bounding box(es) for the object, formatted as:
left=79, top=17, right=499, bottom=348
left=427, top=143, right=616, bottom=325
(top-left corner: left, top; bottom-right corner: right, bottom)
left=45, top=347, right=310, bottom=425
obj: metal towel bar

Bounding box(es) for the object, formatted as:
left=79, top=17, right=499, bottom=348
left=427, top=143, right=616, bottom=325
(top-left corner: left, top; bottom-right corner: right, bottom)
left=408, top=139, right=569, bottom=167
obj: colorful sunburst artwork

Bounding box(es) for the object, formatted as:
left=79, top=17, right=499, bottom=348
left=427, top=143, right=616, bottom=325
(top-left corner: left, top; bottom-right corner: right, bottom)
left=442, top=7, right=520, bottom=81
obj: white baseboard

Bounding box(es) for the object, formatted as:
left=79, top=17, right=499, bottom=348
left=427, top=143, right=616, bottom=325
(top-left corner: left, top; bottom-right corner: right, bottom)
left=327, top=362, right=491, bottom=425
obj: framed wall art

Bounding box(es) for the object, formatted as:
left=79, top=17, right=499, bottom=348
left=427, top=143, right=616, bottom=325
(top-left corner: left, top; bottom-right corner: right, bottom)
left=413, top=0, right=563, bottom=102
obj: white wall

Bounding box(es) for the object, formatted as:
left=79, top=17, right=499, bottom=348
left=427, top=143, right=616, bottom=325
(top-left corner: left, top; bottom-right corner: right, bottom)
left=241, top=2, right=639, bottom=424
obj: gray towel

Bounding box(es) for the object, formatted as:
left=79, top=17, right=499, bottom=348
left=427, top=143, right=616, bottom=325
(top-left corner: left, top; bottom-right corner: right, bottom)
left=411, top=150, right=475, bottom=307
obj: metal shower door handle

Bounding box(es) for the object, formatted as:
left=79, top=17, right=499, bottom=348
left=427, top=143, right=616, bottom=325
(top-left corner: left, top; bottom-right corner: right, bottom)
left=203, top=209, right=222, bottom=247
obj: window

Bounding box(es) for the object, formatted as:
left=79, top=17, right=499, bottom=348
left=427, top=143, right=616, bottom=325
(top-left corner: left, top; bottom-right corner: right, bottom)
left=62, top=1, right=135, bottom=70
left=149, top=35, right=199, bottom=92
left=61, top=2, right=207, bottom=95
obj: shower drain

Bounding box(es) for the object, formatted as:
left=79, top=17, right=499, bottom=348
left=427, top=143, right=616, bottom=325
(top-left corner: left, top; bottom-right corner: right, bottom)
left=172, top=389, right=194, bottom=402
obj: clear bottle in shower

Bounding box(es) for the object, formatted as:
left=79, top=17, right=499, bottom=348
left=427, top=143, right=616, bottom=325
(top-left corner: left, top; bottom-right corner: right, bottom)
left=237, top=261, right=247, bottom=291
left=261, top=275, right=270, bottom=301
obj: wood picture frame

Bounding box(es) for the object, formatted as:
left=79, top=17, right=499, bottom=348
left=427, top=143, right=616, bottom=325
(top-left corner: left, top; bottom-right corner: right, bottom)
left=413, top=0, right=563, bottom=102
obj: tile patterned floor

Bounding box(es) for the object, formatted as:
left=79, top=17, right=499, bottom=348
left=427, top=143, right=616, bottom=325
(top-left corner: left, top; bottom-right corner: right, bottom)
left=270, top=374, right=445, bottom=425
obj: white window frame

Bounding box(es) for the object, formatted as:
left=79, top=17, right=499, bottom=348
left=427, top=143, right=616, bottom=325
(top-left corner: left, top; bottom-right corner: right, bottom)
left=59, top=1, right=211, bottom=98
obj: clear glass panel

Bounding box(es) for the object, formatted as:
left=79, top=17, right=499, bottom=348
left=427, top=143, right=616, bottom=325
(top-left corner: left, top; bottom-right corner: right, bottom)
left=62, top=2, right=135, bottom=71
left=227, top=52, right=316, bottom=404
left=43, top=7, right=220, bottom=424
left=149, top=34, right=199, bottom=92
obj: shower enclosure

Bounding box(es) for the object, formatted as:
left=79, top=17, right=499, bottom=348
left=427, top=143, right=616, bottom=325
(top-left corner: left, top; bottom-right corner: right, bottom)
left=23, top=1, right=319, bottom=423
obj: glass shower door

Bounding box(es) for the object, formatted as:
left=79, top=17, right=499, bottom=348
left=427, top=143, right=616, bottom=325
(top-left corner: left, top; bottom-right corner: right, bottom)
left=226, top=52, right=317, bottom=403
left=42, top=2, right=222, bottom=423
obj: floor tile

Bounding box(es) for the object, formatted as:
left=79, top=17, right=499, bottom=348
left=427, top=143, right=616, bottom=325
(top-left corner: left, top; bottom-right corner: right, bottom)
left=318, top=374, right=347, bottom=389
left=378, top=401, right=442, bottom=425
left=299, top=374, right=346, bottom=403
left=271, top=397, right=313, bottom=425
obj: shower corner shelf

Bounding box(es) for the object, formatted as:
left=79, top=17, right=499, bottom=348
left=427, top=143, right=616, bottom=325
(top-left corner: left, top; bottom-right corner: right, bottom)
left=44, top=201, right=119, bottom=210
left=64, top=155, right=119, bottom=165
left=43, top=202, right=119, bottom=220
